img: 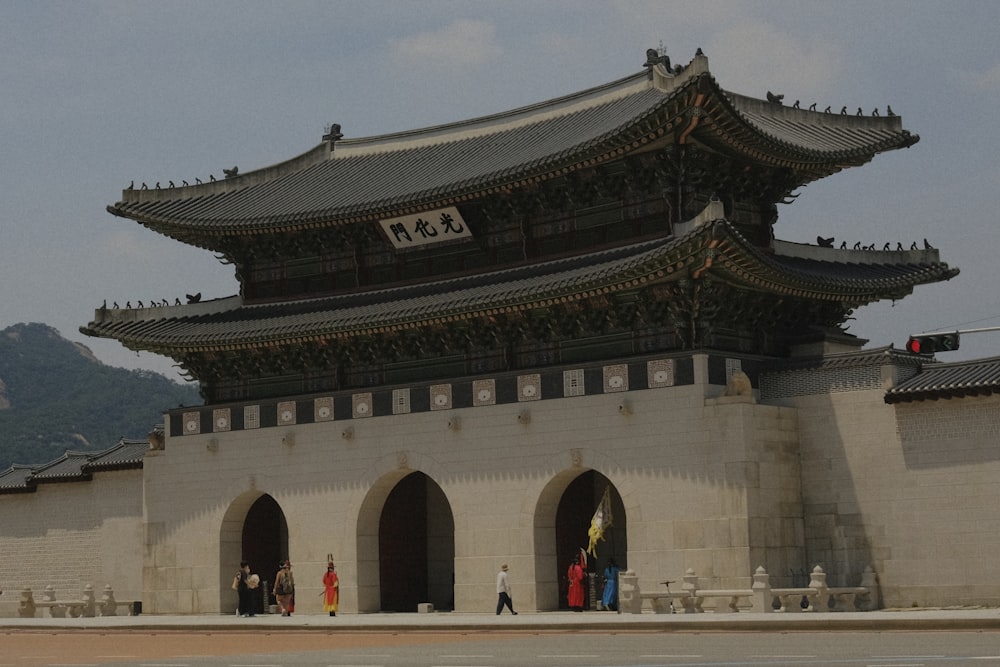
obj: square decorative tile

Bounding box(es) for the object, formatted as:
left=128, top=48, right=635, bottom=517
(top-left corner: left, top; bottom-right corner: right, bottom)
left=473, top=379, right=496, bottom=406
left=518, top=374, right=541, bottom=401
left=277, top=401, right=296, bottom=425
left=182, top=411, right=201, bottom=435
left=430, top=384, right=452, bottom=410
left=352, top=392, right=374, bottom=418
left=603, top=364, right=629, bottom=393
left=563, top=369, right=585, bottom=397
left=212, top=408, right=231, bottom=433
left=392, top=388, right=411, bottom=415
left=647, top=359, right=675, bottom=388
left=314, top=397, right=334, bottom=422
left=244, top=405, right=260, bottom=429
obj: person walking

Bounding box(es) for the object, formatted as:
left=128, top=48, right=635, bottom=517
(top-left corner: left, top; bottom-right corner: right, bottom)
left=272, top=560, right=295, bottom=616
left=233, top=561, right=255, bottom=617
left=495, top=563, right=517, bottom=615
left=322, top=562, right=339, bottom=617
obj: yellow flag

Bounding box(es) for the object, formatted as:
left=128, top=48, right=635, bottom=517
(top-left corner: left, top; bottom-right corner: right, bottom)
left=586, top=486, right=613, bottom=557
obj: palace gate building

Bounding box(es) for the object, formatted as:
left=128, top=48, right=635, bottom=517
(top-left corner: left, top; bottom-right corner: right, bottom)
left=17, top=47, right=995, bottom=614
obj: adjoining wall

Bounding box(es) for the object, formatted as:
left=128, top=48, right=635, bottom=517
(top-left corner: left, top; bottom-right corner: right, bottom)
left=888, top=395, right=1000, bottom=606
left=0, top=469, right=143, bottom=617
left=773, top=359, right=1000, bottom=607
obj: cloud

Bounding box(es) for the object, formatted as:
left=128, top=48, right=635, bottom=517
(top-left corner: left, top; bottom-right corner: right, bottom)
left=958, top=62, right=1000, bottom=92
left=391, top=19, right=502, bottom=73
left=704, top=23, right=842, bottom=99
left=105, top=229, right=148, bottom=258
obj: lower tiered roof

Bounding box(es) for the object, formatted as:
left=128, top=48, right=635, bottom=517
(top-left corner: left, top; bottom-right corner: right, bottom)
left=82, top=215, right=957, bottom=357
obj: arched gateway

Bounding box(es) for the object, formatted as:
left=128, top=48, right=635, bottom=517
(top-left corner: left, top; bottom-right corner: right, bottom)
left=534, top=470, right=626, bottom=611
left=220, top=492, right=288, bottom=613
left=357, top=471, right=455, bottom=612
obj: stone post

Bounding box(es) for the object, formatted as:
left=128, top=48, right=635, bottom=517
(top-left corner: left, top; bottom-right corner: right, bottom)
left=682, top=568, right=701, bottom=613
left=18, top=588, right=36, bottom=618
left=750, top=565, right=773, bottom=612
left=808, top=565, right=830, bottom=612
left=618, top=569, right=641, bottom=614
left=44, top=585, right=66, bottom=618
left=100, top=584, right=118, bottom=616
left=80, top=584, right=96, bottom=618
left=858, top=565, right=879, bottom=611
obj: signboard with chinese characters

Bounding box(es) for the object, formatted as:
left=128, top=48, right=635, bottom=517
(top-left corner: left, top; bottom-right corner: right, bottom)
left=378, top=207, right=472, bottom=250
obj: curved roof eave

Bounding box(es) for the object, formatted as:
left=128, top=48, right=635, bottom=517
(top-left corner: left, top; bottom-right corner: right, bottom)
left=723, top=233, right=960, bottom=300
left=694, top=80, right=919, bottom=173
left=106, top=54, right=920, bottom=241
left=107, top=91, right=689, bottom=236
left=81, top=220, right=955, bottom=356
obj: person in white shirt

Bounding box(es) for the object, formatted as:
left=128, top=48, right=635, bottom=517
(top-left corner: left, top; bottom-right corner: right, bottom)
left=496, top=563, right=517, bottom=615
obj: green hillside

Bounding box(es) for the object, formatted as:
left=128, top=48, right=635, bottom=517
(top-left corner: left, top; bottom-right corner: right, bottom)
left=0, top=322, right=201, bottom=469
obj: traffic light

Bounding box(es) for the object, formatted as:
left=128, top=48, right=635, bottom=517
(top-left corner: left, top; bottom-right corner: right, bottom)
left=905, top=332, right=960, bottom=354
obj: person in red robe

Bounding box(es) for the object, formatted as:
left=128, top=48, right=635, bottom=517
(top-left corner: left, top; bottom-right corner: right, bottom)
left=322, top=562, right=339, bottom=617
left=567, top=554, right=585, bottom=611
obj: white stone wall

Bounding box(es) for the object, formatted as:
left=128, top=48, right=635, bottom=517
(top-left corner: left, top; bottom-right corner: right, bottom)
left=789, top=368, right=1000, bottom=608
left=8, top=353, right=999, bottom=614
left=0, top=468, right=142, bottom=617
left=141, top=357, right=805, bottom=614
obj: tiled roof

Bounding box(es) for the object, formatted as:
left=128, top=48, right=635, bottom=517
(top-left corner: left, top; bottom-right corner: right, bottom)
left=763, top=345, right=912, bottom=372
left=30, top=452, right=93, bottom=481
left=761, top=240, right=959, bottom=298
left=0, top=464, right=37, bottom=492
left=885, top=356, right=1000, bottom=403
left=84, top=438, right=149, bottom=471
left=722, top=93, right=917, bottom=161
left=81, top=219, right=957, bottom=355
left=107, top=54, right=918, bottom=240
left=0, top=438, right=147, bottom=494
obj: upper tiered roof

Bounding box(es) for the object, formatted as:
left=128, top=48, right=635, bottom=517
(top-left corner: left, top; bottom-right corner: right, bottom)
left=107, top=51, right=918, bottom=249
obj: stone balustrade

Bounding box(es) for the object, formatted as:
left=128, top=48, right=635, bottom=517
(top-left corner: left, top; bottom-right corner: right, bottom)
left=18, top=584, right=138, bottom=618
left=619, top=565, right=878, bottom=614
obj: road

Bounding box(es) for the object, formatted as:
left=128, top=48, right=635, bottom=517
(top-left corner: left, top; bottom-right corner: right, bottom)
left=2, top=628, right=999, bottom=667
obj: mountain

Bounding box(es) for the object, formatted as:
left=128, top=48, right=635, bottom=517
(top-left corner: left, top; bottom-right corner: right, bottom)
left=0, top=322, right=201, bottom=470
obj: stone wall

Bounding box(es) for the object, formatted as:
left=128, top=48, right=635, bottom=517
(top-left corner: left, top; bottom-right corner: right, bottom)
left=5, top=350, right=998, bottom=615
left=780, top=361, right=1000, bottom=608
left=135, top=354, right=806, bottom=614
left=0, top=469, right=142, bottom=617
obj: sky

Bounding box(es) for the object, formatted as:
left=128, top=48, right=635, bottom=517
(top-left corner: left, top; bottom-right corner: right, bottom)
left=2, top=1, right=999, bottom=383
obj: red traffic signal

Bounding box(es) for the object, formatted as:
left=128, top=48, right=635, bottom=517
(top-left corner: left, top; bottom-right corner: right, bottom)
left=905, top=332, right=960, bottom=354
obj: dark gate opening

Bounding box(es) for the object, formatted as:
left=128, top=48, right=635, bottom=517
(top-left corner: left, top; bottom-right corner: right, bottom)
left=378, top=472, right=454, bottom=612
left=555, top=471, right=627, bottom=610
left=242, top=494, right=287, bottom=614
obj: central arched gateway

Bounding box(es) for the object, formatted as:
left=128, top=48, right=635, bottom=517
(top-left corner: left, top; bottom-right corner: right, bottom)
left=357, top=470, right=455, bottom=612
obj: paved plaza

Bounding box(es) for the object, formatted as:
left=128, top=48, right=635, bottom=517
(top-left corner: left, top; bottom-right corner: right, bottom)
left=3, top=607, right=999, bottom=633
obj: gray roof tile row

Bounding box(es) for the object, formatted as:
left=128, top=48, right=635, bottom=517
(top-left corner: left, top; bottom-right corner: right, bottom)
left=885, top=356, right=1000, bottom=403
left=0, top=438, right=147, bottom=492
left=82, top=220, right=957, bottom=353
left=109, top=56, right=918, bottom=238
